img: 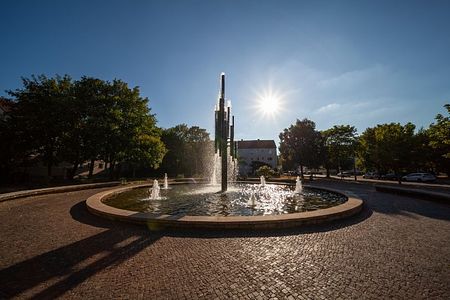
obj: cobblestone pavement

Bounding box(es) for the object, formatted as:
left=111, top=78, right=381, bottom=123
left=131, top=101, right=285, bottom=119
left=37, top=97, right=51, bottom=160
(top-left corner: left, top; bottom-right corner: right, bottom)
left=0, top=181, right=449, bottom=299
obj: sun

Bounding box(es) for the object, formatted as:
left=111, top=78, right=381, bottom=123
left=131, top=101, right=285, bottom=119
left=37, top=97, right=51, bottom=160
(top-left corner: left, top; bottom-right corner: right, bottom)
left=260, top=95, right=280, bottom=114
left=256, top=88, right=283, bottom=119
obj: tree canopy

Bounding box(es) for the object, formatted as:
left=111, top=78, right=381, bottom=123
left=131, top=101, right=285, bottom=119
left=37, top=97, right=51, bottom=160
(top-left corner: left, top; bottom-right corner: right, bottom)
left=279, top=104, right=450, bottom=180
left=2, top=75, right=166, bottom=181
left=322, top=125, right=357, bottom=176
left=160, top=124, right=212, bottom=177
left=357, top=122, right=415, bottom=182
left=279, top=118, right=323, bottom=178
left=427, top=104, right=450, bottom=175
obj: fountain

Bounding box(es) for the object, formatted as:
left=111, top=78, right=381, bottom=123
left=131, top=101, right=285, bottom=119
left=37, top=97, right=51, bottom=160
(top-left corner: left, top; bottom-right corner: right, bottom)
left=294, top=176, right=302, bottom=193
left=214, top=73, right=236, bottom=192
left=149, top=179, right=160, bottom=200
left=91, top=72, right=357, bottom=225
left=163, top=173, right=169, bottom=189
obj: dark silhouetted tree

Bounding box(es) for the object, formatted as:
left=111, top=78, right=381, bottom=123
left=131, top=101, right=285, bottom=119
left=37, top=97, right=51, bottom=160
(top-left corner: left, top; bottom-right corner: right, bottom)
left=322, top=125, right=357, bottom=177
left=279, top=118, right=323, bottom=178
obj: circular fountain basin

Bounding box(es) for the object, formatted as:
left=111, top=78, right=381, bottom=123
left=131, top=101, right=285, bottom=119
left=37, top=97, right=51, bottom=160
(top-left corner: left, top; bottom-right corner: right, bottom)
left=86, top=182, right=363, bottom=230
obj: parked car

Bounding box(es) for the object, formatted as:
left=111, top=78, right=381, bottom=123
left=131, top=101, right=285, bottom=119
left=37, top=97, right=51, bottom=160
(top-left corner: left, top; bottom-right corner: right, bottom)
left=402, top=173, right=437, bottom=183
left=381, top=173, right=398, bottom=181
left=363, top=172, right=379, bottom=179
left=337, top=171, right=352, bottom=177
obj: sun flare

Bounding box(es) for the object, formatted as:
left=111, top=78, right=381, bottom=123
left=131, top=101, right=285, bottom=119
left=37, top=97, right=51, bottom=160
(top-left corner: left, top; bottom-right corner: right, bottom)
left=262, top=95, right=279, bottom=112
left=256, top=89, right=283, bottom=119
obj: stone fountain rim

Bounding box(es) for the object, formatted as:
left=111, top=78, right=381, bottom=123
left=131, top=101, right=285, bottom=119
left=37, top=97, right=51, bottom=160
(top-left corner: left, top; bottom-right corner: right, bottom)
left=86, top=181, right=363, bottom=229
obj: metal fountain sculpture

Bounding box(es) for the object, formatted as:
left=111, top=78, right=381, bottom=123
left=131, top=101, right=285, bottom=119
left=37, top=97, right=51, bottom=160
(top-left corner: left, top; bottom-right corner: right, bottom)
left=214, top=73, right=236, bottom=192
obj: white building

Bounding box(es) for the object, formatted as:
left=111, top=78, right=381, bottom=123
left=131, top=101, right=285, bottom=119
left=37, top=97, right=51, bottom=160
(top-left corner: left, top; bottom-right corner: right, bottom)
left=237, top=139, right=277, bottom=175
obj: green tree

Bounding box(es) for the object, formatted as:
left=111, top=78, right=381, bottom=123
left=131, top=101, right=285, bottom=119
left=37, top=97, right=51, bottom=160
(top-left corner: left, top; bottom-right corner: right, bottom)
left=256, top=165, right=275, bottom=178
left=160, top=124, right=211, bottom=177
left=184, top=126, right=211, bottom=176
left=7, top=75, right=73, bottom=177
left=279, top=118, right=323, bottom=178
left=99, top=79, right=165, bottom=179
left=6, top=75, right=166, bottom=181
left=358, top=123, right=416, bottom=183
left=55, top=77, right=108, bottom=178
left=322, top=125, right=357, bottom=177
left=410, top=128, right=434, bottom=173
left=251, top=161, right=271, bottom=175
left=161, top=124, right=190, bottom=176
left=0, top=97, right=20, bottom=182
left=427, top=104, right=450, bottom=175
left=356, top=127, right=379, bottom=172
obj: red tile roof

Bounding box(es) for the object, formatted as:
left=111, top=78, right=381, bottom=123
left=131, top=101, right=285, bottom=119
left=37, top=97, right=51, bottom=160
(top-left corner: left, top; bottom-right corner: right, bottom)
left=237, top=140, right=276, bottom=149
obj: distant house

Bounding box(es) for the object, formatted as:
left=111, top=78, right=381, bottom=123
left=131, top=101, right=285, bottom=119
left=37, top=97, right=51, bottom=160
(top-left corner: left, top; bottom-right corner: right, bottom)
left=237, top=139, right=277, bottom=175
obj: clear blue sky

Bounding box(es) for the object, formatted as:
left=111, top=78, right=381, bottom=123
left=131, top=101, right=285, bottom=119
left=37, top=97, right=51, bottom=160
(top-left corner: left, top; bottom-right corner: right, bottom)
left=1, top=0, right=449, bottom=144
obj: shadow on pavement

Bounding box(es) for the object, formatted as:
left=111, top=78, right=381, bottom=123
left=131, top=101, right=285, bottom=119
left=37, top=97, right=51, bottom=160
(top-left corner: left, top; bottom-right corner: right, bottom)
left=312, top=179, right=450, bottom=221
left=0, top=201, right=163, bottom=299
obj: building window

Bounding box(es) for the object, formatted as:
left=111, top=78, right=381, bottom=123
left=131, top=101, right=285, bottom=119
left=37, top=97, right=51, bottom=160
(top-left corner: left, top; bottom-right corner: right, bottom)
left=268, top=157, right=272, bottom=161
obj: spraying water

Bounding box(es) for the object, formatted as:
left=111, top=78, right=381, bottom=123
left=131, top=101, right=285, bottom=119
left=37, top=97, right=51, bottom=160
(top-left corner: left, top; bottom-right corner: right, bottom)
left=260, top=176, right=266, bottom=187
left=247, top=192, right=257, bottom=207
left=163, top=173, right=169, bottom=189
left=294, top=176, right=303, bottom=193
left=149, top=179, right=160, bottom=200
left=210, top=153, right=219, bottom=185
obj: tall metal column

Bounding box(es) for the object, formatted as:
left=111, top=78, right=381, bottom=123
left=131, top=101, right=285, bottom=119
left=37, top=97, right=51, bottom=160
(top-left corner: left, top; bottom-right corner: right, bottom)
left=214, top=72, right=234, bottom=192
left=220, top=74, right=227, bottom=192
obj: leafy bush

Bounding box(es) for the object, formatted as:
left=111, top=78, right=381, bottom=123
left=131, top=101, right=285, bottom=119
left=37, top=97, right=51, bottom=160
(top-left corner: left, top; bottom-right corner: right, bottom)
left=256, top=165, right=275, bottom=178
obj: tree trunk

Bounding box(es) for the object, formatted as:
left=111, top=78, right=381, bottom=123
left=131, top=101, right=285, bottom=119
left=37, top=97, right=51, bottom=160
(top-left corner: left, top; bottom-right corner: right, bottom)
left=88, top=158, right=95, bottom=178
left=47, top=152, right=53, bottom=178
left=326, top=166, right=330, bottom=178
left=109, top=160, right=115, bottom=180
left=47, top=161, right=53, bottom=178
left=45, top=145, right=54, bottom=179
left=300, top=165, right=304, bottom=179
left=116, top=163, right=122, bottom=180
left=69, top=160, right=79, bottom=180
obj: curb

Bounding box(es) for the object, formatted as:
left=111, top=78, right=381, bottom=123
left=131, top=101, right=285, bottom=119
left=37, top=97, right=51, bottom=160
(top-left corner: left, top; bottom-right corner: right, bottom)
left=86, top=182, right=363, bottom=230
left=375, top=185, right=450, bottom=202
left=0, top=182, right=121, bottom=202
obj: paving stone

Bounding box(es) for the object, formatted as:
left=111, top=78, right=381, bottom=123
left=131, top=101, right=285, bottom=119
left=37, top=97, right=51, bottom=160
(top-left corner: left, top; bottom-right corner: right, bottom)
left=0, top=182, right=449, bottom=299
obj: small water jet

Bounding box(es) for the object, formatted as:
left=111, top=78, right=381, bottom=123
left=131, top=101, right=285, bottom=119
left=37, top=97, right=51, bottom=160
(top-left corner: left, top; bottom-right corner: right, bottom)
left=260, top=176, right=266, bottom=187
left=210, top=167, right=217, bottom=185
left=210, top=153, right=219, bottom=185
left=247, top=192, right=257, bottom=208
left=149, top=179, right=161, bottom=200
left=163, top=173, right=169, bottom=189
left=105, top=183, right=348, bottom=216
left=294, top=176, right=303, bottom=194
